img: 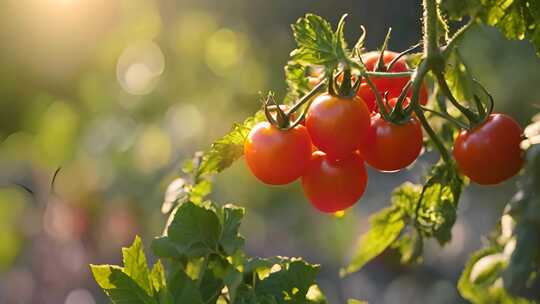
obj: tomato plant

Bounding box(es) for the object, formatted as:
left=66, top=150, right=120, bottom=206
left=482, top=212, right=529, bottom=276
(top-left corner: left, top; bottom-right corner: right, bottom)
left=91, top=0, right=540, bottom=303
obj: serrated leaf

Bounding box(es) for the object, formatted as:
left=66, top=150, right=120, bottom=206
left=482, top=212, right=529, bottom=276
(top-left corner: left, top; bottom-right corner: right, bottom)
left=168, top=269, right=203, bottom=304
left=291, top=14, right=338, bottom=66
left=122, top=236, right=153, bottom=295
left=198, top=111, right=265, bottom=176
left=190, top=179, right=212, bottom=204
left=167, top=202, right=221, bottom=257
left=342, top=206, right=406, bottom=275
left=151, top=236, right=180, bottom=258
left=149, top=260, right=166, bottom=293
left=219, top=204, right=246, bottom=255
left=90, top=265, right=157, bottom=304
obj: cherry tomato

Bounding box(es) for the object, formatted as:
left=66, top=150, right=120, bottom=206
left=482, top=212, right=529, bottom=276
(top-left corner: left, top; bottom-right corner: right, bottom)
left=358, top=112, right=423, bottom=172
left=452, top=114, right=523, bottom=185
left=357, top=82, right=377, bottom=112
left=306, top=93, right=370, bottom=159
left=244, top=121, right=312, bottom=185
left=302, top=151, right=368, bottom=213
left=362, top=51, right=409, bottom=95
left=360, top=51, right=429, bottom=110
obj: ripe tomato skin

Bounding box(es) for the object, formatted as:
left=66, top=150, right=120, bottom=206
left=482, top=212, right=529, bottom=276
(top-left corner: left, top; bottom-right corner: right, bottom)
left=358, top=113, right=423, bottom=172
left=301, top=151, right=368, bottom=213
left=244, top=122, right=312, bottom=185
left=306, top=94, right=370, bottom=159
left=452, top=114, right=523, bottom=185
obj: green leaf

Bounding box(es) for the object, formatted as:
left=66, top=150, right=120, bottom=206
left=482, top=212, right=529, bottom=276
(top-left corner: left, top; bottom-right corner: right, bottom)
left=342, top=206, right=406, bottom=276
left=391, top=228, right=424, bottom=265
left=151, top=236, right=181, bottom=258
left=198, top=112, right=265, bottom=176
left=122, top=236, right=153, bottom=295
left=90, top=265, right=157, bottom=304
left=444, top=50, right=475, bottom=102
left=416, top=161, right=463, bottom=244
left=442, top=0, right=540, bottom=57
left=291, top=14, right=338, bottom=67
left=149, top=260, right=166, bottom=293
left=219, top=204, right=246, bottom=255
left=256, top=259, right=320, bottom=302
left=284, top=61, right=310, bottom=99
left=168, top=269, right=203, bottom=304
left=458, top=248, right=530, bottom=304
left=167, top=202, right=222, bottom=258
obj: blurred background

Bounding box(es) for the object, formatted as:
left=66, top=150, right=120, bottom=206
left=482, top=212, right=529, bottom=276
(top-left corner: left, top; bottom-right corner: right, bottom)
left=0, top=0, right=539, bottom=303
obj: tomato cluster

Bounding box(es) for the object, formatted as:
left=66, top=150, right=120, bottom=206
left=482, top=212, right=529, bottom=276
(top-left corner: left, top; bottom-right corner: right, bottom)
left=245, top=50, right=524, bottom=213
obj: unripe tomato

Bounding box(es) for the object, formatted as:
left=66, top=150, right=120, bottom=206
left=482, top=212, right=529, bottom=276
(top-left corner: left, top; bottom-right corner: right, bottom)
left=244, top=122, right=312, bottom=185
left=306, top=94, right=370, bottom=159
left=302, top=151, right=368, bottom=213
left=453, top=114, right=523, bottom=185
left=358, top=112, right=423, bottom=172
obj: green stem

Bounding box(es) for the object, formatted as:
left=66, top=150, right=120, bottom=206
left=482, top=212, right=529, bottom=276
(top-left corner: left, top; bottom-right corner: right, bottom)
left=421, top=106, right=469, bottom=129
left=286, top=79, right=326, bottom=115
left=366, top=71, right=413, bottom=78
left=442, top=20, right=474, bottom=57
left=423, top=0, right=439, bottom=58
left=434, top=71, right=479, bottom=124
left=414, top=106, right=451, bottom=163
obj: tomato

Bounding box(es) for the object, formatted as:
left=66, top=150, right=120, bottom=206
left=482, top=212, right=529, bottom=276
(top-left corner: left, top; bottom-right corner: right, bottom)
left=244, top=121, right=312, bottom=185
left=452, top=114, right=523, bottom=185
left=306, top=93, right=370, bottom=159
left=359, top=51, right=429, bottom=110
left=358, top=112, right=423, bottom=172
left=301, top=151, right=368, bottom=213
left=356, top=82, right=377, bottom=112
left=362, top=51, right=409, bottom=96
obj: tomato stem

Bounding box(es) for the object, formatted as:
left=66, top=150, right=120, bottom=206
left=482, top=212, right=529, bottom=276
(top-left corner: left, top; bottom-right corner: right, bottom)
left=421, top=106, right=469, bottom=129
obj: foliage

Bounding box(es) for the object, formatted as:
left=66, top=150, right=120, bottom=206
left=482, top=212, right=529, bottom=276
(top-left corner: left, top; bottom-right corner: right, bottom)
left=441, top=0, right=540, bottom=56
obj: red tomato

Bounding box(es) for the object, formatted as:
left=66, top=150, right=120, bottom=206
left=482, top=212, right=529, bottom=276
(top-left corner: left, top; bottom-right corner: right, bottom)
left=357, top=82, right=377, bottom=112
left=452, top=114, right=523, bottom=185
left=358, top=113, right=423, bottom=172
left=306, top=94, right=370, bottom=159
left=360, top=51, right=429, bottom=109
left=362, top=51, right=410, bottom=96
left=244, top=121, right=312, bottom=185
left=302, top=151, right=368, bottom=213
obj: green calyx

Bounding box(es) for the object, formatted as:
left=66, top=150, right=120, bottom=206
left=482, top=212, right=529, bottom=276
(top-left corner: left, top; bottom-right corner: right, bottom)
left=264, top=79, right=327, bottom=131
left=328, top=67, right=361, bottom=99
